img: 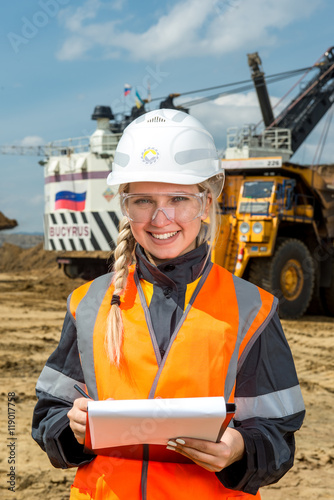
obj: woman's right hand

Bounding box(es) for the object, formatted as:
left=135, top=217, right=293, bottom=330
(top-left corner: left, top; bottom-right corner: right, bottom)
left=67, top=397, right=89, bottom=445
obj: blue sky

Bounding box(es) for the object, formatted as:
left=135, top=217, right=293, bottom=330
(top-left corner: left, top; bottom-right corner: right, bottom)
left=1, top=0, right=334, bottom=233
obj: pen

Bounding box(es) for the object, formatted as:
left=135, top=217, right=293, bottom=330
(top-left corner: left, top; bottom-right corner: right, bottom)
left=74, top=384, right=93, bottom=399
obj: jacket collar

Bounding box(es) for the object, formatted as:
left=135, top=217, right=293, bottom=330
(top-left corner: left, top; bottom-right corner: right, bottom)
left=135, top=243, right=210, bottom=288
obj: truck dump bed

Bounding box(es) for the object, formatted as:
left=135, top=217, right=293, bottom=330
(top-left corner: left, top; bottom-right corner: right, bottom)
left=282, top=164, right=334, bottom=238
left=314, top=165, right=334, bottom=237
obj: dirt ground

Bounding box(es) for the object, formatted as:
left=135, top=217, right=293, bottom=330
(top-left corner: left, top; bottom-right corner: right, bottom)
left=0, top=243, right=333, bottom=499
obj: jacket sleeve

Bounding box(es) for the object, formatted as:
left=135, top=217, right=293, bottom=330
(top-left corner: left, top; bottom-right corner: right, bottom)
left=31, top=308, right=96, bottom=469
left=216, top=311, right=305, bottom=495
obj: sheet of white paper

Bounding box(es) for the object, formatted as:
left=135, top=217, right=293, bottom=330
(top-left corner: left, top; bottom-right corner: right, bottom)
left=88, top=397, right=226, bottom=449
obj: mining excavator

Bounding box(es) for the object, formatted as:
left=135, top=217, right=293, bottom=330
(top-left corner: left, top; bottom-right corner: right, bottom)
left=217, top=47, right=334, bottom=318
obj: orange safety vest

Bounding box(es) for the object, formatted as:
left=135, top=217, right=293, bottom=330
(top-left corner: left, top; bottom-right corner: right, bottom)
left=69, top=263, right=276, bottom=500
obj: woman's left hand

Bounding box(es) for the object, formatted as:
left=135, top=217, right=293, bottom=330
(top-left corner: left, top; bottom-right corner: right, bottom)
left=166, top=427, right=245, bottom=472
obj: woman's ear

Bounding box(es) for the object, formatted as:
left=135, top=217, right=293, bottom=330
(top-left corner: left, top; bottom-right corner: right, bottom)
left=201, top=193, right=212, bottom=220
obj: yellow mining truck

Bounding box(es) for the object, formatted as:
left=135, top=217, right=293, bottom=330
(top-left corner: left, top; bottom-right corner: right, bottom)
left=213, top=160, right=334, bottom=318
left=213, top=48, right=334, bottom=319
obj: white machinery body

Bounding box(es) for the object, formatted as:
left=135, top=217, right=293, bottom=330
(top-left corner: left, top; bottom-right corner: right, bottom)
left=43, top=133, right=122, bottom=253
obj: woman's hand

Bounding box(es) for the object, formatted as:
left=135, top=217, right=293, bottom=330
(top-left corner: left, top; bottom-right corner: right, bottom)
left=67, top=397, right=88, bottom=445
left=166, top=427, right=245, bottom=472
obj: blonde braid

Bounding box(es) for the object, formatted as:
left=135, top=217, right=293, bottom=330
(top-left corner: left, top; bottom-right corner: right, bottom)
left=105, top=216, right=136, bottom=365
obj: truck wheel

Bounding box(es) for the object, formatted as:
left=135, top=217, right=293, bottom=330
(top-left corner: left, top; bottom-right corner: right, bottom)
left=248, top=238, right=315, bottom=319
left=306, top=256, right=325, bottom=315
left=63, top=259, right=110, bottom=281
left=63, top=264, right=80, bottom=279
left=322, top=258, right=334, bottom=316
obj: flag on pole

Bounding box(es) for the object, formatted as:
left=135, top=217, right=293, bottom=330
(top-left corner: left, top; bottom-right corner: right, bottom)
left=135, top=97, right=142, bottom=109
left=124, top=84, right=132, bottom=96
left=135, top=89, right=145, bottom=105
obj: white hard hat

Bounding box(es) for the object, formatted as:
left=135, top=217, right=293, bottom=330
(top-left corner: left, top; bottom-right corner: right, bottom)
left=107, top=108, right=225, bottom=197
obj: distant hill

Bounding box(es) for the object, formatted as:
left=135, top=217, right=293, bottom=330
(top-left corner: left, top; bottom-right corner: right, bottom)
left=0, top=233, right=44, bottom=249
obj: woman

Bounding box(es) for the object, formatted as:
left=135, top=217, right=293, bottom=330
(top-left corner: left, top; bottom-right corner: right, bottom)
left=32, top=109, right=305, bottom=499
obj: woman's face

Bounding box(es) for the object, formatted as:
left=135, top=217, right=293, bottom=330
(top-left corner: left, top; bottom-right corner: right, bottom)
left=127, top=182, right=211, bottom=263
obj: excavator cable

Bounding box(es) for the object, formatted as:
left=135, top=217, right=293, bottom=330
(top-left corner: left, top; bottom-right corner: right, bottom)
left=150, top=66, right=313, bottom=105
left=311, top=104, right=334, bottom=167
left=179, top=69, right=312, bottom=108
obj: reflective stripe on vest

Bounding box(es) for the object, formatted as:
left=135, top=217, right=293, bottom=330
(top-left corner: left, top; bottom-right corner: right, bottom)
left=70, top=264, right=274, bottom=500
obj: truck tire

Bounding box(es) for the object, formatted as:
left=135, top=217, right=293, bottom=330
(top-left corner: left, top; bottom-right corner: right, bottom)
left=322, top=257, right=334, bottom=316
left=248, top=238, right=315, bottom=319
left=63, top=264, right=79, bottom=279
left=306, top=256, right=325, bottom=316
left=63, top=258, right=111, bottom=281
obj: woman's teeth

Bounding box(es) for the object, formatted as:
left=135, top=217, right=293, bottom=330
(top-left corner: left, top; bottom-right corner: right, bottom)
left=151, top=232, right=178, bottom=240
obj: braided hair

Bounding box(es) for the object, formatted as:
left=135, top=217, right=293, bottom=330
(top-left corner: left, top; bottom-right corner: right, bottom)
left=105, top=181, right=219, bottom=365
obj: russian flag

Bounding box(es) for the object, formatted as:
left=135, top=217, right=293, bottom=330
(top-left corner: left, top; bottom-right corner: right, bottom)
left=55, top=191, right=86, bottom=211
left=124, top=83, right=132, bottom=96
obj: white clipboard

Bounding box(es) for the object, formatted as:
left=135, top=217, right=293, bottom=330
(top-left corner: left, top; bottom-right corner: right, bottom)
left=86, top=396, right=234, bottom=450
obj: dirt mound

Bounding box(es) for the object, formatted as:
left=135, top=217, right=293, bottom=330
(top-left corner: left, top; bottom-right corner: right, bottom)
left=0, top=271, right=333, bottom=499
left=0, top=242, right=86, bottom=301
left=0, top=233, right=44, bottom=248
left=0, top=211, right=18, bottom=230
left=0, top=242, right=57, bottom=273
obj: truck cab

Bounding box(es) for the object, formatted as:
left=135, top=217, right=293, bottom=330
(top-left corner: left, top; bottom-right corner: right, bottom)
left=232, top=176, right=315, bottom=276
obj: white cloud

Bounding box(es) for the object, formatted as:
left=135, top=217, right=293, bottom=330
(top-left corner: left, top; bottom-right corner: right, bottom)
left=189, top=92, right=263, bottom=150
left=115, top=0, right=217, bottom=61
left=57, top=36, right=94, bottom=60
left=56, top=0, right=322, bottom=61
left=205, top=0, right=322, bottom=56
left=58, top=0, right=101, bottom=32
left=20, top=136, right=44, bottom=146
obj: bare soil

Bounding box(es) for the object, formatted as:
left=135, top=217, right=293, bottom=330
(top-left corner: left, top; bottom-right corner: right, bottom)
left=0, top=244, right=333, bottom=499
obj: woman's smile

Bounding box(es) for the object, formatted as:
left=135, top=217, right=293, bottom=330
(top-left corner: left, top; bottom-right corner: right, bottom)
left=128, top=181, right=210, bottom=263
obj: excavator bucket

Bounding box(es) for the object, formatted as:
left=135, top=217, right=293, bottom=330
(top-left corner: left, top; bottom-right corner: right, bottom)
left=0, top=212, right=18, bottom=231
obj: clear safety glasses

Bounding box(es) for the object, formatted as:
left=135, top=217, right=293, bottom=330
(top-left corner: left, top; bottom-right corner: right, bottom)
left=120, top=191, right=208, bottom=223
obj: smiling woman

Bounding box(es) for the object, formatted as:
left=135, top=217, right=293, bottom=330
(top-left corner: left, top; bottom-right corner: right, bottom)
left=120, top=182, right=212, bottom=262
left=32, top=108, right=305, bottom=500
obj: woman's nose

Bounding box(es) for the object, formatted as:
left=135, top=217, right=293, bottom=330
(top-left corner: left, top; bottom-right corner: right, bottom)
left=150, top=207, right=174, bottom=226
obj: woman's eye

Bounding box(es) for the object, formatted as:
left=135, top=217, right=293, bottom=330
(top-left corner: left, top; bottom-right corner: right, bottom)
left=133, top=198, right=153, bottom=205
left=171, top=196, right=189, bottom=203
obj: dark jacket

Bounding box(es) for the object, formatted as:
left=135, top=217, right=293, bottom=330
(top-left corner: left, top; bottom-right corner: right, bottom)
left=32, top=244, right=305, bottom=495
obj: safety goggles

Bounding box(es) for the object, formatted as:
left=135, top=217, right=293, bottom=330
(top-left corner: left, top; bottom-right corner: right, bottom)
left=120, top=191, right=208, bottom=223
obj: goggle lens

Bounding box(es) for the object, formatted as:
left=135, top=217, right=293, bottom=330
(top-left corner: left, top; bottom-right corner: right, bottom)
left=120, top=192, right=207, bottom=223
